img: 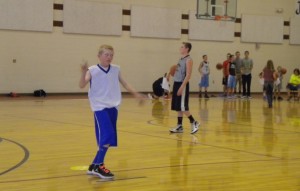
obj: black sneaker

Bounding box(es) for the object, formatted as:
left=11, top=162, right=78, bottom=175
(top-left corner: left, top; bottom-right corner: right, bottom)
left=204, top=94, right=209, bottom=99
left=87, top=164, right=95, bottom=175
left=93, top=164, right=114, bottom=179
left=278, top=96, right=283, bottom=101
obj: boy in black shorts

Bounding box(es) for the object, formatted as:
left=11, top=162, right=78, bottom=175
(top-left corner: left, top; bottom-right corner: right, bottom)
left=169, top=42, right=200, bottom=134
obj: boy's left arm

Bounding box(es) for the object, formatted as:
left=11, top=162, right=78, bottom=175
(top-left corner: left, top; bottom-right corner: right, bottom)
left=119, top=72, right=146, bottom=101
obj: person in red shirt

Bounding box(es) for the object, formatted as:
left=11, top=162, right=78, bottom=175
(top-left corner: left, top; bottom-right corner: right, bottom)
left=262, top=60, right=276, bottom=108
left=222, top=53, right=231, bottom=97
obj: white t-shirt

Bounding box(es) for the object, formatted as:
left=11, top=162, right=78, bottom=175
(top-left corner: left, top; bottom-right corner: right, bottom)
left=88, top=64, right=121, bottom=111
left=161, top=77, right=170, bottom=91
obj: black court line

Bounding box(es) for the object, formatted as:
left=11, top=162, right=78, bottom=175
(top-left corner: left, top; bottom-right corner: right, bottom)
left=0, top=137, right=30, bottom=176
left=0, top=174, right=84, bottom=184
left=116, top=158, right=285, bottom=173
left=0, top=173, right=146, bottom=184
left=119, top=129, right=283, bottom=159
left=2, top=158, right=298, bottom=184
left=96, top=176, right=147, bottom=182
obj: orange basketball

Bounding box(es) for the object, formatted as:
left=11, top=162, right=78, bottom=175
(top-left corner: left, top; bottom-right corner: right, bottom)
left=169, top=65, right=177, bottom=77
left=216, top=63, right=223, bottom=70
left=281, top=68, right=287, bottom=75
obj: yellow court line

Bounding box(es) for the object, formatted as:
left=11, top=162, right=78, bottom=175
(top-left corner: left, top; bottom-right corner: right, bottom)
left=70, top=166, right=88, bottom=171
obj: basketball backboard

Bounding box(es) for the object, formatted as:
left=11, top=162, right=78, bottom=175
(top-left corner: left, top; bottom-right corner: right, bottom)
left=196, top=0, right=237, bottom=21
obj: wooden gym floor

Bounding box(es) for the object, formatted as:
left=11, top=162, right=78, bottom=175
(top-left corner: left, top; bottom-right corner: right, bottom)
left=0, top=95, right=299, bottom=191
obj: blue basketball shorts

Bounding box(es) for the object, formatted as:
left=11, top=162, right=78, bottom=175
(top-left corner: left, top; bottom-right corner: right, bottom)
left=94, top=107, right=118, bottom=147
left=199, top=74, right=209, bottom=88
left=227, top=75, right=236, bottom=89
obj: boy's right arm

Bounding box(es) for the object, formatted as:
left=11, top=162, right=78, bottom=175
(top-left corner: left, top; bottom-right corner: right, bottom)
left=79, top=63, right=91, bottom=88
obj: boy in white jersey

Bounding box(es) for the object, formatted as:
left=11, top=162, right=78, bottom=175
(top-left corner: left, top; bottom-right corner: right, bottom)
left=79, top=45, right=144, bottom=179
left=169, top=42, right=200, bottom=134
left=198, top=55, right=210, bottom=98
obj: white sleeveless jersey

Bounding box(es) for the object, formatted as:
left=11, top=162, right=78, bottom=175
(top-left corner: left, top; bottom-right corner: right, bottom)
left=88, top=64, right=121, bottom=111
left=201, top=61, right=210, bottom=75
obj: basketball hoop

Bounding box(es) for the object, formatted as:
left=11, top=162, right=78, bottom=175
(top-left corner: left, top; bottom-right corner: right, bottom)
left=196, top=0, right=237, bottom=22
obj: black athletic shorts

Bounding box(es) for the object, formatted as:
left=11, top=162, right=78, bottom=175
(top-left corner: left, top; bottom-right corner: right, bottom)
left=222, top=76, right=228, bottom=85
left=171, top=82, right=189, bottom=111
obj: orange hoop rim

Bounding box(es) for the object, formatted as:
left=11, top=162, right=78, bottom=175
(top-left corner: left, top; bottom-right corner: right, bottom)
left=214, top=15, right=229, bottom=21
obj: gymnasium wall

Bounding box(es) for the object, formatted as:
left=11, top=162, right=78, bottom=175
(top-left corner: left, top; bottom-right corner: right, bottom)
left=0, top=0, right=299, bottom=94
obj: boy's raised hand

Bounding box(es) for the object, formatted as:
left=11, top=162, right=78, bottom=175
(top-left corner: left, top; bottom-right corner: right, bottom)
left=81, top=60, right=88, bottom=72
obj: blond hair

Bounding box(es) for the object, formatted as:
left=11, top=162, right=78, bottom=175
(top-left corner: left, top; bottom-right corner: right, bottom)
left=98, top=44, right=114, bottom=55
